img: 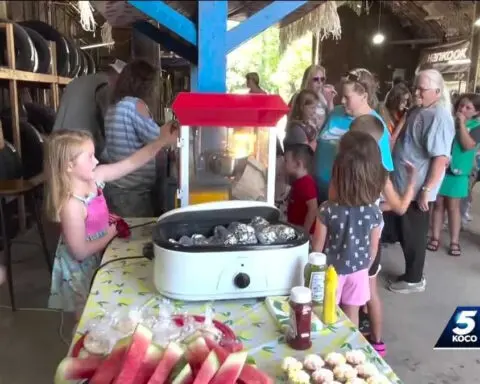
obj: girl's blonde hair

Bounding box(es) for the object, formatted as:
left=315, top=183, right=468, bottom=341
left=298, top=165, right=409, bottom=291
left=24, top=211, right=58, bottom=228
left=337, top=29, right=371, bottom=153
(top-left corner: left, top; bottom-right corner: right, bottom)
left=44, top=130, right=93, bottom=222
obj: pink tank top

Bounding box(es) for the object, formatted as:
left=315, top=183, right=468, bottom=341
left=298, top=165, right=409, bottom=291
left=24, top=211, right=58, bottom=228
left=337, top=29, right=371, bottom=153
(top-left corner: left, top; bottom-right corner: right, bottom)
left=73, top=184, right=110, bottom=238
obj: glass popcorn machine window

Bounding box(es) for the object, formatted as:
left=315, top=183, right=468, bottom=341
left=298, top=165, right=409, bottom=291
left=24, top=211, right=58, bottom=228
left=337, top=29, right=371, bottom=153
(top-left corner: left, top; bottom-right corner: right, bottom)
left=172, top=93, right=289, bottom=207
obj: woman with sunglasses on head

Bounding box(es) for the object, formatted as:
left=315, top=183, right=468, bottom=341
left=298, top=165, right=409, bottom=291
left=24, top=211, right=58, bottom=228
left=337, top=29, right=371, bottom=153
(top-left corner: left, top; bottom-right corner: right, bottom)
left=288, top=65, right=336, bottom=132
left=314, top=68, right=393, bottom=204
left=387, top=69, right=455, bottom=294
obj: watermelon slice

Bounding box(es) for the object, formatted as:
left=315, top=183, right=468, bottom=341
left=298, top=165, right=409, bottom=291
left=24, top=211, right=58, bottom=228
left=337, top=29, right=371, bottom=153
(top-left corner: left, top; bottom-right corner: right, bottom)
left=192, top=349, right=220, bottom=384
left=238, top=364, right=274, bottom=384
left=204, top=337, right=229, bottom=363
left=172, top=364, right=192, bottom=384
left=182, top=330, right=203, bottom=345
left=209, top=351, right=248, bottom=384
left=132, top=344, right=163, bottom=384
left=147, top=342, right=184, bottom=384
left=90, top=336, right=131, bottom=384
left=185, top=337, right=210, bottom=369
left=114, top=324, right=153, bottom=384
left=54, top=356, right=103, bottom=384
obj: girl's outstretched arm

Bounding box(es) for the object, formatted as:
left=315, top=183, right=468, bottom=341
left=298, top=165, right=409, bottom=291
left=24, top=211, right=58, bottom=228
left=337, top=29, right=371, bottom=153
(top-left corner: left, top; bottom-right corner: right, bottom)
left=94, top=121, right=179, bottom=183
left=381, top=162, right=416, bottom=215
left=60, top=199, right=117, bottom=261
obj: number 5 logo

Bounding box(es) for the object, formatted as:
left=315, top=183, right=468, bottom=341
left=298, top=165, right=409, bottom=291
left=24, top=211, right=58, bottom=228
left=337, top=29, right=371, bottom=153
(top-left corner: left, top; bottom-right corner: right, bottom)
left=453, top=310, right=477, bottom=336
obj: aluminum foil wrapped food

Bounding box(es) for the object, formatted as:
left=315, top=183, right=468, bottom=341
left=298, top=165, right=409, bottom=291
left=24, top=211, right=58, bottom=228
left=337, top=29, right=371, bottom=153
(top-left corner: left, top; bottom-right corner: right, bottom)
left=213, top=225, right=238, bottom=246
left=249, top=216, right=270, bottom=231
left=227, top=222, right=257, bottom=244
left=178, top=235, right=194, bottom=246
left=191, top=234, right=209, bottom=245
left=257, top=224, right=296, bottom=245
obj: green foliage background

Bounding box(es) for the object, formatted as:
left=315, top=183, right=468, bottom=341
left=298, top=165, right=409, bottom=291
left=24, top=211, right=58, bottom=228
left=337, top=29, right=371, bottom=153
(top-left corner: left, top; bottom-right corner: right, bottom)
left=226, top=24, right=312, bottom=104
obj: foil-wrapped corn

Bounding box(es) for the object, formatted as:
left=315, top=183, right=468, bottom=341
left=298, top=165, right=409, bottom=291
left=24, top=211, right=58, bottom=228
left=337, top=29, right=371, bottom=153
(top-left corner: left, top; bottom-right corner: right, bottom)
left=191, top=234, right=209, bottom=245
left=257, top=224, right=296, bottom=245
left=249, top=216, right=270, bottom=231
left=173, top=217, right=296, bottom=246
left=213, top=225, right=238, bottom=246
left=227, top=222, right=257, bottom=244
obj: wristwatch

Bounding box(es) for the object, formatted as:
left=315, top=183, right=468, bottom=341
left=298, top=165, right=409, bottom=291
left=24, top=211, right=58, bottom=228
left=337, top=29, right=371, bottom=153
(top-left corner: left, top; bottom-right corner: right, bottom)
left=421, top=186, right=431, bottom=192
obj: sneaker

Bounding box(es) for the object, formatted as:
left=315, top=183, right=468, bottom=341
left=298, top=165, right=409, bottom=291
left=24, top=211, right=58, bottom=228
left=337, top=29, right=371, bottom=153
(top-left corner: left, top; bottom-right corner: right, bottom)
left=388, top=277, right=426, bottom=294
left=387, top=274, right=406, bottom=285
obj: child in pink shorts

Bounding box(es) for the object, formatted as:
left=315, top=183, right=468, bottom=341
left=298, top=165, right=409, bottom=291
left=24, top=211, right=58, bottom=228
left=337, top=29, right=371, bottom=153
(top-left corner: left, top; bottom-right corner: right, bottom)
left=313, top=131, right=386, bottom=326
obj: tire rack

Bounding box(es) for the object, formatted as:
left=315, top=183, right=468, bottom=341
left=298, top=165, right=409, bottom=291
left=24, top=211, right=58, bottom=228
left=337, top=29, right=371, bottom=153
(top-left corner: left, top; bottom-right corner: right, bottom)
left=0, top=22, right=71, bottom=230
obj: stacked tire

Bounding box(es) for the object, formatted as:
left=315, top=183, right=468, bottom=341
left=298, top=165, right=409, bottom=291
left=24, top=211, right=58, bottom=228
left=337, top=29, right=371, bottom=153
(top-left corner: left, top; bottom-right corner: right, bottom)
left=0, top=20, right=94, bottom=180
left=0, top=19, right=96, bottom=77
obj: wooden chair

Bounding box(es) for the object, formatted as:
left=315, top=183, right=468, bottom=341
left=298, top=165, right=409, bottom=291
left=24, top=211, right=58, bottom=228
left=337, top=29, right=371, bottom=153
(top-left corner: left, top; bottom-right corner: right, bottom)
left=0, top=141, right=51, bottom=311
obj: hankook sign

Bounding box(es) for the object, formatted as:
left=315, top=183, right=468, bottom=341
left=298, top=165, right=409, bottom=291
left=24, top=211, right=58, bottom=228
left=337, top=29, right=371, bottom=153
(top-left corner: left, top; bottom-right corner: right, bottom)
left=418, top=40, right=470, bottom=74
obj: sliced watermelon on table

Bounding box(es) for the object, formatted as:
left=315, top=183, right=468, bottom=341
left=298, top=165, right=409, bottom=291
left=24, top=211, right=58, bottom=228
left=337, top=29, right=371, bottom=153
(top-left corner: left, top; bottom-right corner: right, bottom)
left=132, top=344, right=163, bottom=384
left=192, top=349, right=220, bottom=384
left=209, top=351, right=248, bottom=384
left=185, top=337, right=210, bottom=370
left=90, top=336, right=131, bottom=384
left=238, top=363, right=274, bottom=384
left=147, top=342, right=184, bottom=384
left=114, top=324, right=153, bottom=384
left=54, top=356, right=103, bottom=384
left=169, top=361, right=193, bottom=384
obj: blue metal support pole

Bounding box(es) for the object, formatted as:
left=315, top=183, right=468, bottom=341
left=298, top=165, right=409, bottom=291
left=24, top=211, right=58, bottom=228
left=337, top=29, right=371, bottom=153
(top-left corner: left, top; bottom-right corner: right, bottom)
left=191, top=0, right=228, bottom=152
left=128, top=1, right=197, bottom=46
left=226, top=1, right=308, bottom=54
left=193, top=1, right=228, bottom=92
left=132, top=21, right=198, bottom=64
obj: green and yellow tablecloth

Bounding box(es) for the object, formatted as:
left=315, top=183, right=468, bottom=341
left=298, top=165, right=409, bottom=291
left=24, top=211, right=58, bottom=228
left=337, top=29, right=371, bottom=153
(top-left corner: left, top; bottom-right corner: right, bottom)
left=72, top=218, right=403, bottom=383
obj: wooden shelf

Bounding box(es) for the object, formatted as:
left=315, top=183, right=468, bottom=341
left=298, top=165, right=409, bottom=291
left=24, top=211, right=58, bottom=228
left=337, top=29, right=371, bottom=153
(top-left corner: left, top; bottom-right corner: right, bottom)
left=0, top=67, right=71, bottom=85
left=0, top=21, right=72, bottom=230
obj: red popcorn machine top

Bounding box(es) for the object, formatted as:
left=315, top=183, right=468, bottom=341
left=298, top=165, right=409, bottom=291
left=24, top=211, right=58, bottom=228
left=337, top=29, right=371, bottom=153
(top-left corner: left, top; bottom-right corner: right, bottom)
left=171, top=92, right=289, bottom=207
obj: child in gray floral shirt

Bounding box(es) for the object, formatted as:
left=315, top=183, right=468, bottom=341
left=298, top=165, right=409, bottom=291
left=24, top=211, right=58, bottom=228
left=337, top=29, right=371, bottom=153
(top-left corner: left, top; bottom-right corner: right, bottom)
left=313, top=131, right=386, bottom=326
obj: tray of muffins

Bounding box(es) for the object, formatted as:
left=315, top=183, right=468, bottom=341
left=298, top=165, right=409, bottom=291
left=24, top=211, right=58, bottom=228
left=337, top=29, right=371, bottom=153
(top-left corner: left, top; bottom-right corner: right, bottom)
left=280, top=350, right=392, bottom=384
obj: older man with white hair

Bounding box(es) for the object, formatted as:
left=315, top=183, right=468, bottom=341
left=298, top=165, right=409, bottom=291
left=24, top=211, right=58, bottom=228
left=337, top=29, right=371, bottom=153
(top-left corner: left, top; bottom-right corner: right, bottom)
left=52, top=59, right=127, bottom=157
left=386, top=69, right=455, bottom=294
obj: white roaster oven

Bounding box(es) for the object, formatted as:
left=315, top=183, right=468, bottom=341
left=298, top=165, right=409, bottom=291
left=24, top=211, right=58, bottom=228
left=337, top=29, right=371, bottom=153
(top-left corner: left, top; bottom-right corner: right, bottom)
left=151, top=92, right=310, bottom=301
left=152, top=201, right=309, bottom=301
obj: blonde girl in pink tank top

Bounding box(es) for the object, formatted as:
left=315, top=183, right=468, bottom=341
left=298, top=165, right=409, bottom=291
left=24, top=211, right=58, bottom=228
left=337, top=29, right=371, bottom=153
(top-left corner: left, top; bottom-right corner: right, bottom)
left=44, top=123, right=178, bottom=318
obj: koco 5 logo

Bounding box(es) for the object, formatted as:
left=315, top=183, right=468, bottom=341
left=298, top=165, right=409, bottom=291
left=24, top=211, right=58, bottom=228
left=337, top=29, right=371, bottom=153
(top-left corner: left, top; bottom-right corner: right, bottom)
left=434, top=306, right=480, bottom=349
left=452, top=310, right=478, bottom=343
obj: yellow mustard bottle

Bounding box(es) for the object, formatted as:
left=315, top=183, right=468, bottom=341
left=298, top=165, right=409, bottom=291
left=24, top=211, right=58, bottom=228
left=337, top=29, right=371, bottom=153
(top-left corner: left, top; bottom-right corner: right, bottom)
left=322, top=265, right=338, bottom=325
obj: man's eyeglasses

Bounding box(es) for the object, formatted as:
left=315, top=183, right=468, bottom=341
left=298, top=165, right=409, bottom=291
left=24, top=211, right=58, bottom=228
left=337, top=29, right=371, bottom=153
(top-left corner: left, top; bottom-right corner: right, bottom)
left=414, top=86, right=433, bottom=93
left=312, top=76, right=326, bottom=83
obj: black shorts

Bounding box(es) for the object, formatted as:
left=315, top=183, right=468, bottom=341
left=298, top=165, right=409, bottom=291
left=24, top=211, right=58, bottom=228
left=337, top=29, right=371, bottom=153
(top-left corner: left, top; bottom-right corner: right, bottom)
left=369, top=246, right=382, bottom=277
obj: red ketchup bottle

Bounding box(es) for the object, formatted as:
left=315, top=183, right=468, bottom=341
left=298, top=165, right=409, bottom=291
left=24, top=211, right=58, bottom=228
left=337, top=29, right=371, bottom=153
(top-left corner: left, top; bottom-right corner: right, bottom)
left=286, top=286, right=312, bottom=350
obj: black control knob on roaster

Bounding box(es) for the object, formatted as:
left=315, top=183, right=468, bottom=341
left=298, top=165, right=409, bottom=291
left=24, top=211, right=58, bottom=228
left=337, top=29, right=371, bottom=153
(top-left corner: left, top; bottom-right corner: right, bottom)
left=234, top=272, right=250, bottom=289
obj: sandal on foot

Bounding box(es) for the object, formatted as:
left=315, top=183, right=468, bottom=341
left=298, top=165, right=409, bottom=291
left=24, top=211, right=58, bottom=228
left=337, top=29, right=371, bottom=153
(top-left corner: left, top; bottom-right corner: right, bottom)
left=448, top=243, right=461, bottom=257
left=369, top=338, right=387, bottom=357
left=426, top=238, right=440, bottom=252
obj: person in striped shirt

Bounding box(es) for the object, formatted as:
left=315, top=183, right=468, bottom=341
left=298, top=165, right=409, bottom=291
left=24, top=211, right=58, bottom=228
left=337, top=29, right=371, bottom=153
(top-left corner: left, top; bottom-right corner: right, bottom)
left=101, top=59, right=171, bottom=217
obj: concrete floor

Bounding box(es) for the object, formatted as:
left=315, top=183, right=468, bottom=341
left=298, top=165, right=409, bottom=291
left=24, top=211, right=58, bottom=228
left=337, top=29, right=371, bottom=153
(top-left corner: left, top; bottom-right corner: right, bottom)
left=1, top=192, right=480, bottom=384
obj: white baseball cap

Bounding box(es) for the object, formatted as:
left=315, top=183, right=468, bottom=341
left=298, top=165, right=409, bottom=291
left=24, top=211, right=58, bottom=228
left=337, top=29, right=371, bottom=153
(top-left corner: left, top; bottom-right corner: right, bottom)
left=109, top=59, right=127, bottom=74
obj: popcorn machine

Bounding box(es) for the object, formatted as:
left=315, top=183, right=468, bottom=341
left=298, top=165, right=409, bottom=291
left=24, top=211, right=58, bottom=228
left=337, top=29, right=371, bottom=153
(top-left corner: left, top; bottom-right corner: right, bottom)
left=171, top=93, right=289, bottom=207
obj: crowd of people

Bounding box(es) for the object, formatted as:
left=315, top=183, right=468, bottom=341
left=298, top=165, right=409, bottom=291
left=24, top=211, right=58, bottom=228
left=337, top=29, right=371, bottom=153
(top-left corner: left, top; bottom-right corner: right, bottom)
left=275, top=64, right=480, bottom=357
left=30, top=57, right=478, bottom=355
